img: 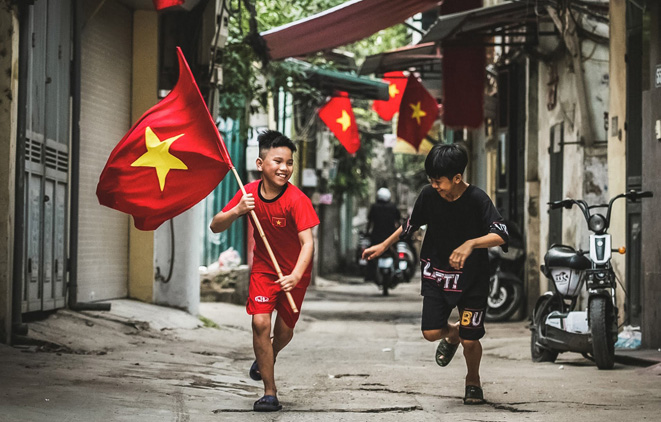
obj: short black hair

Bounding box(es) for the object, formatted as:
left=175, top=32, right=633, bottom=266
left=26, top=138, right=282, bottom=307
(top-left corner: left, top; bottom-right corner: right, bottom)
left=424, top=143, right=468, bottom=180
left=258, top=130, right=297, bottom=158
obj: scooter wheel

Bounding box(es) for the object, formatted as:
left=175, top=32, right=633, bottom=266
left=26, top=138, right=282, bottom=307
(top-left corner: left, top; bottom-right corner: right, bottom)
left=589, top=296, right=615, bottom=370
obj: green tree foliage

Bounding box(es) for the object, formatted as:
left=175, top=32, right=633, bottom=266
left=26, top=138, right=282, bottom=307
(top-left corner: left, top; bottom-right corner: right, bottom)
left=218, top=0, right=346, bottom=119
left=219, top=0, right=409, bottom=114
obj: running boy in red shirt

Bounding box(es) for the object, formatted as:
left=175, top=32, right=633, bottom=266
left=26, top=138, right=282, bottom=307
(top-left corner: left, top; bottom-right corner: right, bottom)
left=210, top=130, right=319, bottom=412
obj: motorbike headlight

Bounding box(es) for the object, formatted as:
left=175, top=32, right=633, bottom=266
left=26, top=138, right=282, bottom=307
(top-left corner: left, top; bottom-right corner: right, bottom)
left=588, top=214, right=606, bottom=233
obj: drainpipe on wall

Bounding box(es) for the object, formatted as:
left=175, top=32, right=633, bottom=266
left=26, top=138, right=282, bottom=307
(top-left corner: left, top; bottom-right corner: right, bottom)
left=69, top=0, right=110, bottom=312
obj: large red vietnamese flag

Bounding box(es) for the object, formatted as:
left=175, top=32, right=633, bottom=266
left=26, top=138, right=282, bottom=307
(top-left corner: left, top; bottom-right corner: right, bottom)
left=318, top=93, right=360, bottom=154
left=96, top=47, right=232, bottom=231
left=397, top=74, right=439, bottom=151
left=372, top=71, right=408, bottom=121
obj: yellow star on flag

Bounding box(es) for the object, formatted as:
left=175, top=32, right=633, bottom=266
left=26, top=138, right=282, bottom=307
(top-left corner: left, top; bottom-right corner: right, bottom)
left=131, top=126, right=188, bottom=192
left=276, top=220, right=282, bottom=225
left=389, top=83, right=400, bottom=98
left=409, top=102, right=427, bottom=125
left=336, top=110, right=352, bottom=132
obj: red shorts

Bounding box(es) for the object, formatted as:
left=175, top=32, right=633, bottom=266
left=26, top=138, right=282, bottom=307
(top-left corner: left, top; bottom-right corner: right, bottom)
left=247, top=272, right=310, bottom=329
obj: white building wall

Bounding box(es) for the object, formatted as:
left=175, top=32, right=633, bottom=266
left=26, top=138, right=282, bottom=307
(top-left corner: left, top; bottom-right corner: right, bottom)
left=153, top=205, right=202, bottom=315
left=536, top=38, right=609, bottom=286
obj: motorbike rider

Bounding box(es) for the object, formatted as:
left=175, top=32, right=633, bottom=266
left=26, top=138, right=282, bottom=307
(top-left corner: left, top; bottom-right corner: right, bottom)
left=365, top=187, right=401, bottom=281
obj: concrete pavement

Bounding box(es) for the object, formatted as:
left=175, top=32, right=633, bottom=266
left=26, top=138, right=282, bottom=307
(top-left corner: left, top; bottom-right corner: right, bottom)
left=1, top=276, right=660, bottom=421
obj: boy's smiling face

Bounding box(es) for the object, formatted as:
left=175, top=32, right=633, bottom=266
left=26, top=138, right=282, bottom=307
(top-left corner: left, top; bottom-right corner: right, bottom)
left=429, top=174, right=464, bottom=201
left=256, top=146, right=294, bottom=188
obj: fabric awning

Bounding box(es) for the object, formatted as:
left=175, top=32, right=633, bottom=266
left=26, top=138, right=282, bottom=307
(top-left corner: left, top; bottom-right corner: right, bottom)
left=358, top=42, right=441, bottom=76
left=290, top=59, right=389, bottom=101
left=260, top=0, right=441, bottom=61
left=420, top=1, right=551, bottom=44
left=358, top=1, right=552, bottom=76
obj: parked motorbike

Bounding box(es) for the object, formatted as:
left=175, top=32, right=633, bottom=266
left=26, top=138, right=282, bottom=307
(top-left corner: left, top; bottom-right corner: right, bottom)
left=486, top=221, right=524, bottom=321
left=357, top=231, right=416, bottom=296
left=530, top=190, right=653, bottom=369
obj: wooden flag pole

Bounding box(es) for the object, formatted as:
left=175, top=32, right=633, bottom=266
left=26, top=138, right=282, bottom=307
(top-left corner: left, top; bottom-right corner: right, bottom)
left=230, top=167, right=299, bottom=313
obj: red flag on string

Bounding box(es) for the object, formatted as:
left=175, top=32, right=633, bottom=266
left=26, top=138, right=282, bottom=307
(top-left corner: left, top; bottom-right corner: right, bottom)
left=152, top=0, right=185, bottom=10
left=372, top=71, right=408, bottom=121
left=397, top=74, right=439, bottom=151
left=318, top=93, right=360, bottom=154
left=96, top=47, right=232, bottom=231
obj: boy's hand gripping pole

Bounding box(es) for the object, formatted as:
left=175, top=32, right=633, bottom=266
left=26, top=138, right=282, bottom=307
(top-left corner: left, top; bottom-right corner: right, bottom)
left=230, top=167, right=299, bottom=313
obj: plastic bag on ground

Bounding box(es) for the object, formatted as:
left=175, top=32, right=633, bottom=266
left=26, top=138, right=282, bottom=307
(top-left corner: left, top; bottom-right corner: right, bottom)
left=218, top=247, right=241, bottom=268
left=615, top=325, right=641, bottom=350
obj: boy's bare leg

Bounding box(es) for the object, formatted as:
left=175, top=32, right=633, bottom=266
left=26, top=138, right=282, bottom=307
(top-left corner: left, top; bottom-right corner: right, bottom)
left=252, top=314, right=276, bottom=396
left=460, top=339, right=482, bottom=387
left=422, top=321, right=460, bottom=343
left=272, top=314, right=294, bottom=359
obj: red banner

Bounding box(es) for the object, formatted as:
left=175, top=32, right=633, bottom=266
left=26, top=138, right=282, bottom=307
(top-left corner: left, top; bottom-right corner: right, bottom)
left=152, top=0, right=185, bottom=10
left=441, top=0, right=484, bottom=128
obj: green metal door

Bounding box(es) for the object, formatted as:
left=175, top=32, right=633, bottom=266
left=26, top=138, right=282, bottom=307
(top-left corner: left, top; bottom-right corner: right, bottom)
left=201, top=118, right=246, bottom=266
left=19, top=0, right=72, bottom=312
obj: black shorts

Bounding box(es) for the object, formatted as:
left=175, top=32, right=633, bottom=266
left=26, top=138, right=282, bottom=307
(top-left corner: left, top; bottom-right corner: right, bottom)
left=421, top=292, right=487, bottom=341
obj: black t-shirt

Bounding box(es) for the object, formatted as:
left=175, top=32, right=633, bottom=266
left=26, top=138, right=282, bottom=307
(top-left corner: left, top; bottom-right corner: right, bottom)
left=401, top=184, right=508, bottom=304
left=368, top=201, right=400, bottom=244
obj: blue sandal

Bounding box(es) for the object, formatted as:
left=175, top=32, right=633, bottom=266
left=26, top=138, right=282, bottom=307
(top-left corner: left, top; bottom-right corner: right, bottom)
left=253, top=395, right=282, bottom=412
left=249, top=360, right=261, bottom=381
left=435, top=338, right=459, bottom=367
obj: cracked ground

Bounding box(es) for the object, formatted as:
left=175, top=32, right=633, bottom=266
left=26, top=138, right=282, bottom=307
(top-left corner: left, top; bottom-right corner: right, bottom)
left=2, top=277, right=660, bottom=421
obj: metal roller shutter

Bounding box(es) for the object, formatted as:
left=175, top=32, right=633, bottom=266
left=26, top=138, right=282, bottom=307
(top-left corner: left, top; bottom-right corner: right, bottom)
left=77, top=0, right=133, bottom=301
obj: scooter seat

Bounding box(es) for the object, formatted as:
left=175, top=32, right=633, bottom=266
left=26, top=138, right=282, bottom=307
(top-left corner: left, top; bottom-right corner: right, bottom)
left=544, top=245, right=591, bottom=270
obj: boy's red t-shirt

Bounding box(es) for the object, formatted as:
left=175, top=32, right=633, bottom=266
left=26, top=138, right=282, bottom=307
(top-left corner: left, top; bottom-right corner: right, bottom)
left=223, top=180, right=319, bottom=282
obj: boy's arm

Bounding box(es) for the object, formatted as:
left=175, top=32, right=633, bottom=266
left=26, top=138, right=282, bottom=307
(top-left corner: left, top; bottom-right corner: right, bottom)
left=277, top=228, right=314, bottom=292
left=449, top=233, right=504, bottom=270
left=362, top=226, right=403, bottom=261
left=209, top=193, right=254, bottom=233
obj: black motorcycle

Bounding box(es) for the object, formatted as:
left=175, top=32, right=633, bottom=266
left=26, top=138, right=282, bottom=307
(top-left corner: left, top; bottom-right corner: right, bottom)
left=486, top=221, right=524, bottom=321
left=530, top=190, right=653, bottom=369
left=357, top=231, right=415, bottom=296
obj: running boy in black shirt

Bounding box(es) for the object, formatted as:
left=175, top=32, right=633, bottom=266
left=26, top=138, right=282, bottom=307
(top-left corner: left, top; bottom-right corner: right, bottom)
left=362, top=143, right=508, bottom=405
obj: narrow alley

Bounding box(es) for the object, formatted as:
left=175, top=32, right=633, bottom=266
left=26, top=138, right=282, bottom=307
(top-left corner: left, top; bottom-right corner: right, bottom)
left=2, top=277, right=660, bottom=421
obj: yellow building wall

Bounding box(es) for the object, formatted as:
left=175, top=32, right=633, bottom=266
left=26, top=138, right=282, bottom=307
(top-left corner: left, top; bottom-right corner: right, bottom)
left=608, top=0, right=627, bottom=317
left=0, top=8, right=18, bottom=343
left=128, top=10, right=158, bottom=302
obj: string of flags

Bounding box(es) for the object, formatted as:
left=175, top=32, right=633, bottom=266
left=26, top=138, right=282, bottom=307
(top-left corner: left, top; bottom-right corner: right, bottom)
left=319, top=71, right=440, bottom=154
